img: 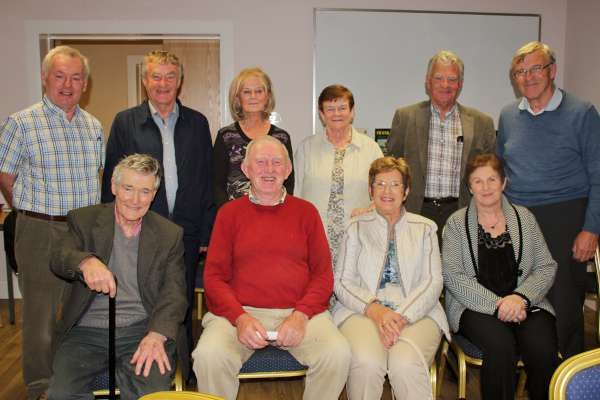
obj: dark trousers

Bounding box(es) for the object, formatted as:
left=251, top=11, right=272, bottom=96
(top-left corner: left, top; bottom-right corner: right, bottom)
left=529, top=198, right=587, bottom=358
left=459, top=309, right=559, bottom=400
left=183, top=235, right=202, bottom=380
left=48, top=320, right=176, bottom=400
left=421, top=199, right=458, bottom=247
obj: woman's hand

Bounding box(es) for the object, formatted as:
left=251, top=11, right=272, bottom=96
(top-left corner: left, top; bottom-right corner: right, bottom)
left=496, top=294, right=527, bottom=323
left=365, top=301, right=407, bottom=348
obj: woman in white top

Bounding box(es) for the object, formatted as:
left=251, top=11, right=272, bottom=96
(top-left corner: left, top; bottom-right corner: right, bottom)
left=332, top=157, right=448, bottom=400
left=294, top=85, right=383, bottom=265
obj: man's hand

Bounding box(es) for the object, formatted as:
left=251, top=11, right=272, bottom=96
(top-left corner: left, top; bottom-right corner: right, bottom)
left=276, top=311, right=308, bottom=347
left=572, top=230, right=598, bottom=262
left=236, top=313, right=268, bottom=349
left=130, top=331, right=171, bottom=377
left=496, top=295, right=526, bottom=323
left=365, top=301, right=407, bottom=349
left=79, top=256, right=116, bottom=297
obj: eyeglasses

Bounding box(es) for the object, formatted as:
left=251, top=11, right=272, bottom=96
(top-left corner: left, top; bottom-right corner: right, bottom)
left=373, top=181, right=404, bottom=191
left=513, top=62, right=553, bottom=79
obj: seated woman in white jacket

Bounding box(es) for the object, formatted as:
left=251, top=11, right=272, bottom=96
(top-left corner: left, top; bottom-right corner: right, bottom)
left=332, top=156, right=449, bottom=400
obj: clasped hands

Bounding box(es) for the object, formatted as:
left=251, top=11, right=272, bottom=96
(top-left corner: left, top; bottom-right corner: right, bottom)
left=78, top=257, right=171, bottom=376
left=235, top=310, right=308, bottom=349
left=366, top=302, right=407, bottom=349
left=496, top=294, right=527, bottom=323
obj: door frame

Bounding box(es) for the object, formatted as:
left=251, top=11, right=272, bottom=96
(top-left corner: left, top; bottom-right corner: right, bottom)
left=25, top=19, right=234, bottom=127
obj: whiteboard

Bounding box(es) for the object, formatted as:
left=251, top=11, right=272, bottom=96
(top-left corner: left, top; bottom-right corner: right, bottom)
left=314, top=9, right=540, bottom=135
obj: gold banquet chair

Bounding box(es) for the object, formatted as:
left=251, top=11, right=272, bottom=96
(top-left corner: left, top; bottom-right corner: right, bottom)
left=549, top=348, right=600, bottom=400
left=438, top=335, right=527, bottom=399
left=194, top=289, right=308, bottom=381
left=139, top=391, right=224, bottom=400
left=92, top=364, right=184, bottom=397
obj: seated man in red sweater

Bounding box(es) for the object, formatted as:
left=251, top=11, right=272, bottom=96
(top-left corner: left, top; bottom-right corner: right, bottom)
left=192, top=135, right=351, bottom=400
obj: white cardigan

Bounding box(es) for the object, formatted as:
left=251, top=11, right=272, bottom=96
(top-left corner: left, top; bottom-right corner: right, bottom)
left=332, top=209, right=450, bottom=339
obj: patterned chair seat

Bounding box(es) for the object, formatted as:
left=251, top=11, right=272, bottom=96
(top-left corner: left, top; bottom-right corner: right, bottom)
left=239, top=345, right=307, bottom=379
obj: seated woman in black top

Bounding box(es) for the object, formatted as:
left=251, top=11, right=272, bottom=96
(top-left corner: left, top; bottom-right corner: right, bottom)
left=442, top=153, right=559, bottom=400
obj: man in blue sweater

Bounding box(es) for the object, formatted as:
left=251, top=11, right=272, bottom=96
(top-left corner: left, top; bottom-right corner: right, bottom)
left=497, top=41, right=600, bottom=358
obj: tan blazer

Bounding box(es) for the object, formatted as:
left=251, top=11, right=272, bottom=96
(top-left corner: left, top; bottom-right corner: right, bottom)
left=387, top=101, right=496, bottom=213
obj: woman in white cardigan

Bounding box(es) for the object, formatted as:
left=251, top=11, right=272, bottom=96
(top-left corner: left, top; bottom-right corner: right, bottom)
left=442, top=153, right=559, bottom=400
left=332, top=157, right=449, bottom=400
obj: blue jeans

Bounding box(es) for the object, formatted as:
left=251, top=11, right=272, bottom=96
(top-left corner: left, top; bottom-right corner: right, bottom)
left=48, top=320, right=176, bottom=400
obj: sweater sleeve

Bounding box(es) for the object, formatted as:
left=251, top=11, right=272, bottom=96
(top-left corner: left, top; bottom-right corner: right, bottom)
left=294, top=205, right=333, bottom=318
left=581, top=105, right=600, bottom=234
left=334, top=221, right=378, bottom=313
left=203, top=206, right=245, bottom=325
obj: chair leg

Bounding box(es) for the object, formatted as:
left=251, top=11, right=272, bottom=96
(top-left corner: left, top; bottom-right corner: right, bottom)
left=437, top=340, right=449, bottom=398
left=430, top=360, right=437, bottom=399
left=196, top=289, right=204, bottom=321
left=516, top=369, right=527, bottom=398
left=457, top=352, right=467, bottom=400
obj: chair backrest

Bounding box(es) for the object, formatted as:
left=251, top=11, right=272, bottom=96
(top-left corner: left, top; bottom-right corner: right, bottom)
left=549, top=348, right=600, bottom=399
left=139, top=391, right=224, bottom=400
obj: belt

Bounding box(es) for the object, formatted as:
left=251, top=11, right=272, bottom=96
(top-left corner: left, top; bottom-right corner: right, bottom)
left=18, top=209, right=67, bottom=222
left=423, top=197, right=458, bottom=206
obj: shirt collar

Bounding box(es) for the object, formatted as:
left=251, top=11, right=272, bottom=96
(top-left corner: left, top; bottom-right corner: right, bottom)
left=42, top=95, right=81, bottom=120
left=430, top=102, right=458, bottom=119
left=320, top=126, right=361, bottom=150
left=248, top=187, right=287, bottom=205
left=518, top=88, right=563, bottom=116
left=148, top=100, right=179, bottom=121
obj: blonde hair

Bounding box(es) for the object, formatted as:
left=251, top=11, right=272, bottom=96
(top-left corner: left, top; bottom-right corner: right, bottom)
left=511, top=41, right=556, bottom=75
left=228, top=67, right=275, bottom=121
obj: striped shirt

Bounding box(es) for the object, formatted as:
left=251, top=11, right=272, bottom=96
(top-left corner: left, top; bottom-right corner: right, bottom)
left=0, top=96, right=104, bottom=215
left=424, top=103, right=463, bottom=198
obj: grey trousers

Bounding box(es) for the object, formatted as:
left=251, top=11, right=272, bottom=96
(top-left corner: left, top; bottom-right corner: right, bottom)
left=15, top=213, right=68, bottom=400
left=48, top=320, right=176, bottom=400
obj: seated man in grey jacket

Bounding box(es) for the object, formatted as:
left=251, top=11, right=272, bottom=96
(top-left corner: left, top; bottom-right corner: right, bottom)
left=48, top=154, right=187, bottom=400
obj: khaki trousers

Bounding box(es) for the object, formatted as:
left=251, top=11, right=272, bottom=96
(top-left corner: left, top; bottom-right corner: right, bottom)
left=15, top=214, right=69, bottom=400
left=192, top=307, right=351, bottom=400
left=340, top=314, right=441, bottom=400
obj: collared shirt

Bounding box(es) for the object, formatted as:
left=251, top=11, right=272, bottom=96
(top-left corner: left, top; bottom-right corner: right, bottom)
left=149, top=101, right=179, bottom=215
left=248, top=187, right=287, bottom=205
left=425, top=103, right=463, bottom=198
left=0, top=96, right=104, bottom=215
left=518, top=87, right=563, bottom=116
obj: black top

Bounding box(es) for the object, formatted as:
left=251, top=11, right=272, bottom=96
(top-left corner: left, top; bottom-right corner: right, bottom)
left=212, top=122, right=294, bottom=208
left=476, top=224, right=518, bottom=297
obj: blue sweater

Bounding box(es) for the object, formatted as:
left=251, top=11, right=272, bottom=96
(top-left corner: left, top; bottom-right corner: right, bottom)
left=497, top=90, right=600, bottom=234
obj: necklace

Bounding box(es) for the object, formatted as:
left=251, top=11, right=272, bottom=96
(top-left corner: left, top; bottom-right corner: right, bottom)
left=480, top=214, right=501, bottom=230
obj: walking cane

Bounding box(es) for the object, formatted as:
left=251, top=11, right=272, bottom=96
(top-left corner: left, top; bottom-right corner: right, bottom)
left=109, top=293, right=116, bottom=400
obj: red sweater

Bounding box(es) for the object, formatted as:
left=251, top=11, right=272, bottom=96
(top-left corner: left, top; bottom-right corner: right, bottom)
left=204, top=195, right=333, bottom=324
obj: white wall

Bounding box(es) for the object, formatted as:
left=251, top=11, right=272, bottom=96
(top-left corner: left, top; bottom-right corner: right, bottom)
left=565, top=0, right=600, bottom=108
left=1, top=0, right=568, bottom=150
